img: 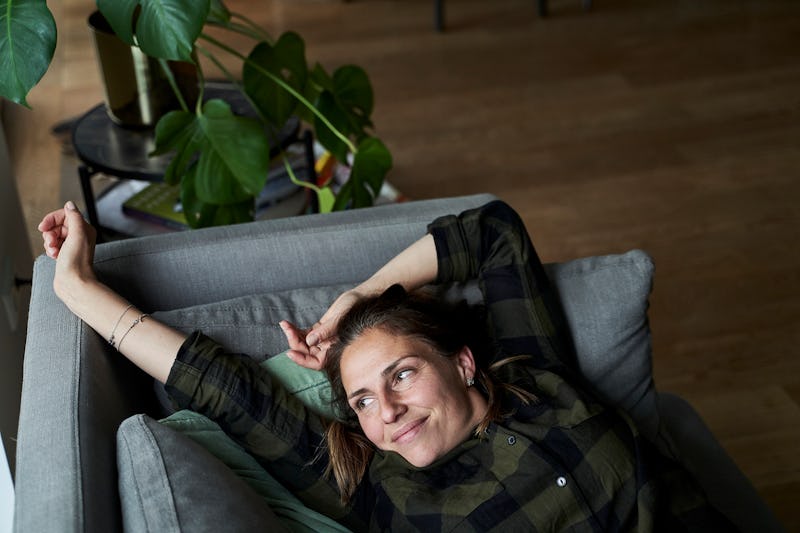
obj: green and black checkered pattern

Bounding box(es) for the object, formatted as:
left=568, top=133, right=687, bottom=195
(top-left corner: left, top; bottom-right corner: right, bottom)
left=166, top=201, right=735, bottom=532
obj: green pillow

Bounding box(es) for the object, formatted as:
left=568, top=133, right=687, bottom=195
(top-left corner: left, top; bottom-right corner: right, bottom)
left=260, top=351, right=336, bottom=419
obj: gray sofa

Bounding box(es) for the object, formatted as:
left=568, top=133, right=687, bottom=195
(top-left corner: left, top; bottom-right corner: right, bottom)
left=14, top=194, right=783, bottom=532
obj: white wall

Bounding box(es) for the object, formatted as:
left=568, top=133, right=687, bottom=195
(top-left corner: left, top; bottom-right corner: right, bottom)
left=0, top=108, right=34, bottom=481
left=0, top=434, right=13, bottom=533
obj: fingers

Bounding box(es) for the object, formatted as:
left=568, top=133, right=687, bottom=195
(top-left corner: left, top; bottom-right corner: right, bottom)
left=39, top=202, right=97, bottom=260
left=62, top=201, right=91, bottom=237
left=306, top=290, right=362, bottom=346
left=39, top=208, right=65, bottom=258
left=42, top=229, right=64, bottom=259
left=306, top=322, right=332, bottom=347
left=42, top=236, right=61, bottom=259
left=38, top=202, right=84, bottom=258
left=285, top=349, right=323, bottom=371
left=279, top=320, right=307, bottom=347
left=37, top=208, right=66, bottom=233
left=280, top=321, right=331, bottom=371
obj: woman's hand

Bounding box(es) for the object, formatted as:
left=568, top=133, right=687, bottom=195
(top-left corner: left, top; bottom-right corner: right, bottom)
left=279, top=290, right=362, bottom=371
left=38, top=201, right=187, bottom=383
left=38, top=201, right=98, bottom=305
left=305, top=289, right=363, bottom=347
left=279, top=321, right=334, bottom=371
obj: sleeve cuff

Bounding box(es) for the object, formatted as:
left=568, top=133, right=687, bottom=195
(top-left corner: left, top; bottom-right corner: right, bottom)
left=165, top=330, right=218, bottom=410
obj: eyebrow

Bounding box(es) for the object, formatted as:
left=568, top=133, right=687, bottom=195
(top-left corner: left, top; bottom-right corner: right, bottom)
left=346, top=355, right=417, bottom=401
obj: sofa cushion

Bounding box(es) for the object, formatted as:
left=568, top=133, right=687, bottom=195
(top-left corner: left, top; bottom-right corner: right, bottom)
left=156, top=410, right=352, bottom=532
left=545, top=249, right=658, bottom=438
left=116, top=414, right=288, bottom=533
left=152, top=249, right=658, bottom=437
left=153, top=283, right=355, bottom=360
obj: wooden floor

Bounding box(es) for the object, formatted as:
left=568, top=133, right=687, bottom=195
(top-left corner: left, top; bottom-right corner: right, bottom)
left=5, top=0, right=799, bottom=528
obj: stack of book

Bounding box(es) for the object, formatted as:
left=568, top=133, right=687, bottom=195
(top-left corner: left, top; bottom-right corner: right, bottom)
left=121, top=153, right=310, bottom=230
left=98, top=142, right=404, bottom=237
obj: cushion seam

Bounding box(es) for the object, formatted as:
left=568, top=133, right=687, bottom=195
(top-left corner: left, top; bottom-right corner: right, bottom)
left=138, top=416, right=181, bottom=532
left=73, top=321, right=85, bottom=533
left=123, top=415, right=181, bottom=531
left=551, top=257, right=652, bottom=280
left=118, top=424, right=150, bottom=533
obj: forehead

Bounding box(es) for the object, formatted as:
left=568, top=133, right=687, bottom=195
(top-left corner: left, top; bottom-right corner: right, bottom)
left=339, top=329, right=432, bottom=385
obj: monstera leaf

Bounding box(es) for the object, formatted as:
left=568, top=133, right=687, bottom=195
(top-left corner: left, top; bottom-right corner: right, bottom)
left=207, top=0, right=231, bottom=24
left=180, top=165, right=255, bottom=228
left=153, top=99, right=271, bottom=227
left=312, top=65, right=374, bottom=162
left=97, top=0, right=209, bottom=61
left=243, top=32, right=308, bottom=128
left=0, top=0, right=57, bottom=107
left=1, top=0, right=392, bottom=228
left=334, top=137, right=393, bottom=210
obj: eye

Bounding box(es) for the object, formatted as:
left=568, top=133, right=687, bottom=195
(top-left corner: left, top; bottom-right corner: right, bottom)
left=353, top=397, right=375, bottom=412
left=393, top=368, right=415, bottom=389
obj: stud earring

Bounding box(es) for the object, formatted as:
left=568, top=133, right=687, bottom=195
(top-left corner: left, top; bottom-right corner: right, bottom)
left=466, top=376, right=475, bottom=387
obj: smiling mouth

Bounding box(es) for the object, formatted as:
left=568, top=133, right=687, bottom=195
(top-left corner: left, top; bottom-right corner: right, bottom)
left=392, top=417, right=429, bottom=444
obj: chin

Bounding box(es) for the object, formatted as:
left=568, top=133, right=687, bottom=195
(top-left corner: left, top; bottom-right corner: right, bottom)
left=402, top=449, right=439, bottom=468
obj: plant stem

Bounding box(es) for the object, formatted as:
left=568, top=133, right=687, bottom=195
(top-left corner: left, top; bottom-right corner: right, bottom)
left=208, top=18, right=271, bottom=44
left=283, top=155, right=334, bottom=213
left=231, top=12, right=274, bottom=43
left=199, top=32, right=358, bottom=154
left=157, top=58, right=189, bottom=112
left=194, top=60, right=206, bottom=114
left=195, top=44, right=269, bottom=123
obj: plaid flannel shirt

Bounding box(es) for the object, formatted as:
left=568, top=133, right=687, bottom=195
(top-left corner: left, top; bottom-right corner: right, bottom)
left=166, top=201, right=734, bottom=532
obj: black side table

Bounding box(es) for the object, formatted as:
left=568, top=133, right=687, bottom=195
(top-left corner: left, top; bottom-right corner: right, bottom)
left=71, top=83, right=312, bottom=237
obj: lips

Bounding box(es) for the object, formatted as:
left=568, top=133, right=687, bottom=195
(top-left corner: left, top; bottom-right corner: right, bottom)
left=391, top=417, right=429, bottom=444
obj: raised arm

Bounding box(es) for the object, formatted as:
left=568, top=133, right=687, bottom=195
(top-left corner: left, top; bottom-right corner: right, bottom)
left=428, top=200, right=576, bottom=372
left=284, top=233, right=438, bottom=369
left=39, top=201, right=187, bottom=383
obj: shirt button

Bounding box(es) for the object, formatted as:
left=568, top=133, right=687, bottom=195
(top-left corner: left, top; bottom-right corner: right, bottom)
left=507, top=435, right=516, bottom=445
left=556, top=476, right=568, bottom=487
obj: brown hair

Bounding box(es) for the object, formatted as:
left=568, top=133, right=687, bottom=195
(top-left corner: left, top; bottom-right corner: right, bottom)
left=320, top=284, right=536, bottom=502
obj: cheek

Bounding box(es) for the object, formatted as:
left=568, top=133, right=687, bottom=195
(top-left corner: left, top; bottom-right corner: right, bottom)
left=358, top=416, right=385, bottom=445
left=419, top=367, right=465, bottom=406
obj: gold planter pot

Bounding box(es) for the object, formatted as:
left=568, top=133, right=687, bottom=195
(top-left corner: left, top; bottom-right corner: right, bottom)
left=88, top=11, right=198, bottom=128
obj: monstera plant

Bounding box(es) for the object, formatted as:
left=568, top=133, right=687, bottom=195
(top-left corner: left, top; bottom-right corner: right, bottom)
left=0, top=0, right=392, bottom=227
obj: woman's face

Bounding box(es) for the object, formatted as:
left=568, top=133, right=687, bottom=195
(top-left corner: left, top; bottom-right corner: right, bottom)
left=339, top=328, right=487, bottom=467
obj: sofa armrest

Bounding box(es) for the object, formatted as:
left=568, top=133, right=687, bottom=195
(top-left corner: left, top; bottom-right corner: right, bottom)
left=657, top=392, right=785, bottom=532
left=15, top=257, right=156, bottom=533
left=14, top=194, right=496, bottom=533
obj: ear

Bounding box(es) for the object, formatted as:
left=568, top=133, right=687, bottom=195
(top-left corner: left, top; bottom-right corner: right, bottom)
left=454, top=345, right=477, bottom=381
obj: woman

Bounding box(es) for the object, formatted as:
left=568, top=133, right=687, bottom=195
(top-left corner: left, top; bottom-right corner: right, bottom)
left=39, top=200, right=733, bottom=531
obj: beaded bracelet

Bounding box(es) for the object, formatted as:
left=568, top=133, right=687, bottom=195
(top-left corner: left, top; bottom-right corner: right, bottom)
left=108, top=304, right=134, bottom=348
left=116, top=314, right=149, bottom=351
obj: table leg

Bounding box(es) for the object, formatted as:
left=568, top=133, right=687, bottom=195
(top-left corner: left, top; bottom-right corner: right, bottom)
left=78, top=164, right=100, bottom=230
left=435, top=0, right=445, bottom=32
left=302, top=131, right=320, bottom=213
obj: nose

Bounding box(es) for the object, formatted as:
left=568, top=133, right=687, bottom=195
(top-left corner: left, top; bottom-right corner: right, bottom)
left=379, top=390, right=406, bottom=424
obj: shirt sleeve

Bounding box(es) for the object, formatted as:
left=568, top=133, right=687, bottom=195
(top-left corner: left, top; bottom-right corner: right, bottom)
left=427, top=200, right=577, bottom=374
left=165, top=331, right=369, bottom=527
